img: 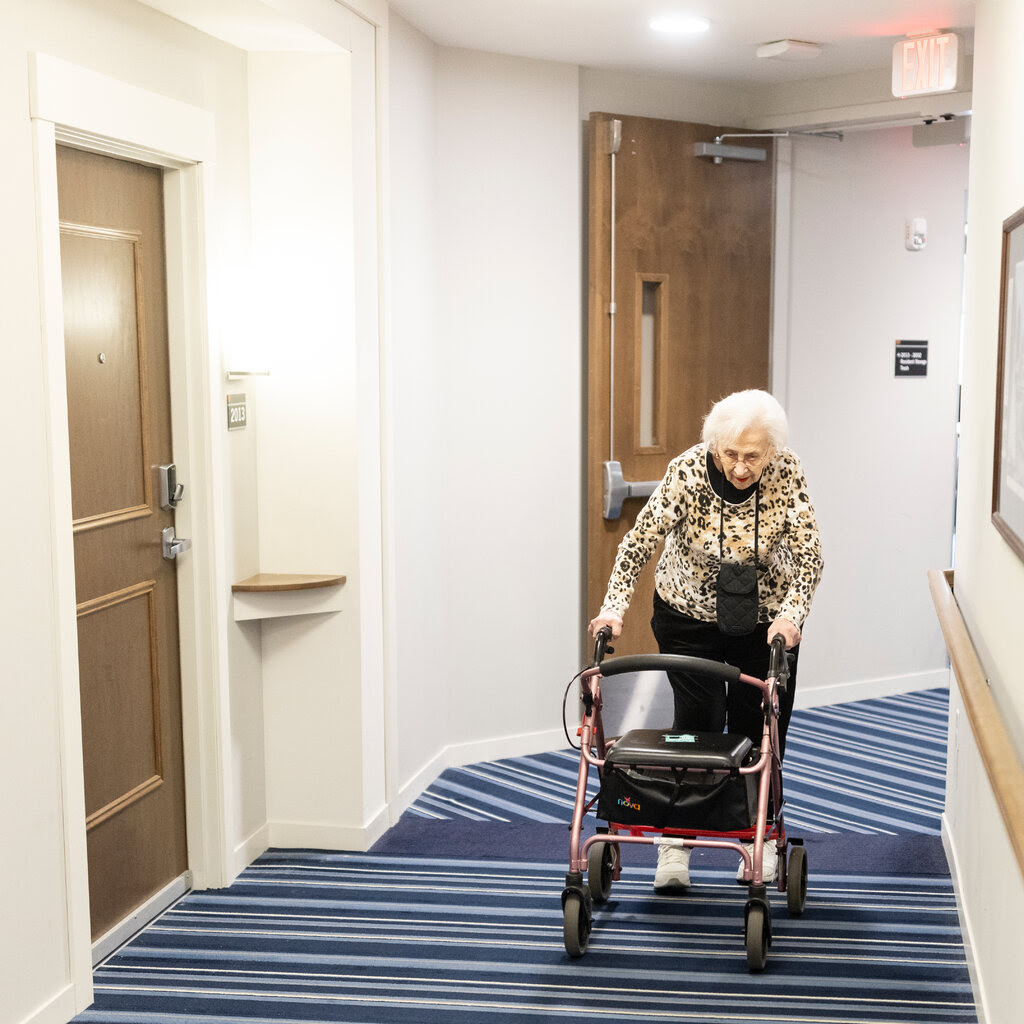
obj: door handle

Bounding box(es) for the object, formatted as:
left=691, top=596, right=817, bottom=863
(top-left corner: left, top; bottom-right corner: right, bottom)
left=602, top=460, right=660, bottom=520
left=162, top=526, right=192, bottom=560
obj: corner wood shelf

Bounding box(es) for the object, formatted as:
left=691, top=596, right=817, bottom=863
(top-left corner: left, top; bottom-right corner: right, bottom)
left=232, top=573, right=347, bottom=621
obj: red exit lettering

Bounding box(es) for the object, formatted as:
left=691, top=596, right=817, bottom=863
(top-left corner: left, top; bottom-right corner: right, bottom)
left=892, top=33, right=958, bottom=97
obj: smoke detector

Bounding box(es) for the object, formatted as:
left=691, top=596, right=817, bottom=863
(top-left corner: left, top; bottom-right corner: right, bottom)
left=756, top=39, right=822, bottom=61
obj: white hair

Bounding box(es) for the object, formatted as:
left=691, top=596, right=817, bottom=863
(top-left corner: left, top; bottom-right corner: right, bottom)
left=701, top=389, right=789, bottom=450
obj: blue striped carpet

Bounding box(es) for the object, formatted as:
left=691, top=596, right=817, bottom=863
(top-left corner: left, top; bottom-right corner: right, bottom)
left=407, top=689, right=950, bottom=836
left=76, top=687, right=977, bottom=1023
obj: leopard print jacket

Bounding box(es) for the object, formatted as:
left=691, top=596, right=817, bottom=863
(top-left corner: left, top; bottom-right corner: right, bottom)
left=601, top=443, right=824, bottom=628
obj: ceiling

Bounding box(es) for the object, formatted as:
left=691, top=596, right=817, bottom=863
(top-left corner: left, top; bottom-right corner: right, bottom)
left=386, top=0, right=976, bottom=85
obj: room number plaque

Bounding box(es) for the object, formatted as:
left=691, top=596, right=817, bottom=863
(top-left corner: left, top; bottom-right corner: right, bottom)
left=227, top=393, right=247, bottom=430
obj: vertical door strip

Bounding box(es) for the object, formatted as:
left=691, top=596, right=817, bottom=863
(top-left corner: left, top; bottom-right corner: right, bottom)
left=607, top=119, right=621, bottom=463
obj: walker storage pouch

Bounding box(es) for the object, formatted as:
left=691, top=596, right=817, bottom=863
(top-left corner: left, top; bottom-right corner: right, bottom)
left=597, top=764, right=756, bottom=831
left=596, top=729, right=757, bottom=831
left=716, top=562, right=758, bottom=636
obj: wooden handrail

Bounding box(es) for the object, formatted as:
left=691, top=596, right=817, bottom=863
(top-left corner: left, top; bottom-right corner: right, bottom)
left=929, top=568, right=1024, bottom=878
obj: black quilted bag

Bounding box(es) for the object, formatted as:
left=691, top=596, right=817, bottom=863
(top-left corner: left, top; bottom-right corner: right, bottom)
left=716, top=484, right=760, bottom=637
left=716, top=562, right=759, bottom=636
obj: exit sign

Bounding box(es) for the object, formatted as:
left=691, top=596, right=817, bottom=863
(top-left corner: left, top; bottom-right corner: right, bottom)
left=892, top=32, right=959, bottom=97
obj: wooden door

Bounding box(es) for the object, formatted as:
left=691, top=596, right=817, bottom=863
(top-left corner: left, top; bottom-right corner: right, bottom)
left=586, top=114, right=774, bottom=655
left=58, top=146, right=188, bottom=941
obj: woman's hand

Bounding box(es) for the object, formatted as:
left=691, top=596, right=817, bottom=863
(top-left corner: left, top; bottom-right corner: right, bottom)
left=768, top=616, right=801, bottom=649
left=589, top=611, right=623, bottom=639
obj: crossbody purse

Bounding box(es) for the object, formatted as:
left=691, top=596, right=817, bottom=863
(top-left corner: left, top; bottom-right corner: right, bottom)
left=716, top=486, right=760, bottom=636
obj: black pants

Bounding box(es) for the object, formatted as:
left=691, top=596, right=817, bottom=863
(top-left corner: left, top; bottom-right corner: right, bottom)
left=650, top=591, right=798, bottom=759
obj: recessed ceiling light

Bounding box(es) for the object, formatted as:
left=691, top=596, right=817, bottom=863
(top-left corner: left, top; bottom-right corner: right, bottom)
left=650, top=14, right=711, bottom=35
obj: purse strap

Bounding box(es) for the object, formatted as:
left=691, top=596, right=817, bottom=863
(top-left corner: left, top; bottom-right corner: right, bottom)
left=718, top=484, right=760, bottom=568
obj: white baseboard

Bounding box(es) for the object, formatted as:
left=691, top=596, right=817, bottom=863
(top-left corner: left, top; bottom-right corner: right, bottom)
left=390, top=676, right=948, bottom=827
left=91, top=872, right=191, bottom=966
left=258, top=667, right=950, bottom=860
left=233, top=823, right=270, bottom=878
left=222, top=811, right=390, bottom=881
left=395, top=747, right=450, bottom=819
left=267, top=803, right=390, bottom=853
left=794, top=669, right=949, bottom=709
left=941, top=812, right=987, bottom=1024
left=393, top=727, right=570, bottom=822
left=17, top=984, right=79, bottom=1024
left=446, top=727, right=570, bottom=769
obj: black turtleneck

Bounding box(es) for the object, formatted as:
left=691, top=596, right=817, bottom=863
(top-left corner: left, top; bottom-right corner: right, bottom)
left=705, top=450, right=758, bottom=504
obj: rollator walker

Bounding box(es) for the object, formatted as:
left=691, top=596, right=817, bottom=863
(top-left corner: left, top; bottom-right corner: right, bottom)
left=561, top=627, right=807, bottom=970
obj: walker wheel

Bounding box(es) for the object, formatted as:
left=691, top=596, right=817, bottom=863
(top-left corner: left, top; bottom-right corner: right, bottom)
left=587, top=841, right=616, bottom=904
left=744, top=902, right=770, bottom=971
left=786, top=844, right=808, bottom=915
left=563, top=891, right=591, bottom=958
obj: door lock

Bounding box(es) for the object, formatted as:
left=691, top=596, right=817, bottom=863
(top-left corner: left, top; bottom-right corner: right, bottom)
left=162, top=527, right=192, bottom=561
left=158, top=463, right=185, bottom=510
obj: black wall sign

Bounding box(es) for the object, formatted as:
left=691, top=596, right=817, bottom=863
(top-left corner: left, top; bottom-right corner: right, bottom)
left=895, top=339, right=928, bottom=377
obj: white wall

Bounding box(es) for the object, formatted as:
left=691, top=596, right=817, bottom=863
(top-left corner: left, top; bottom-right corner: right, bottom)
left=954, top=0, right=1024, bottom=770
left=387, top=29, right=584, bottom=801
left=434, top=48, right=582, bottom=750
left=781, top=125, right=969, bottom=704
left=386, top=14, right=448, bottom=797
left=580, top=66, right=750, bottom=124
left=943, top=0, right=1024, bottom=1018
left=0, top=20, right=73, bottom=1006
left=945, top=681, right=1024, bottom=1024
left=245, top=48, right=389, bottom=851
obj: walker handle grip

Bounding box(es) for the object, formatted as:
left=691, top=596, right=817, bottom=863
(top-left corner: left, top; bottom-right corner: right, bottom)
left=597, top=653, right=741, bottom=684
left=768, top=634, right=790, bottom=691
left=591, top=626, right=614, bottom=666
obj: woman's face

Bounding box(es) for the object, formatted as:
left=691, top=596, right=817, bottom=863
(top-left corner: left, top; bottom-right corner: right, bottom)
left=712, top=427, right=774, bottom=489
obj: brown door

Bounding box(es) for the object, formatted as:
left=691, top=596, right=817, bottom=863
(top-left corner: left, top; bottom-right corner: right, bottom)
left=586, top=114, right=774, bottom=655
left=58, top=146, right=188, bottom=941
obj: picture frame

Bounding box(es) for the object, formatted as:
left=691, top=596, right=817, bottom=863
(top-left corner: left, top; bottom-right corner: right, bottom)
left=992, top=204, right=1024, bottom=562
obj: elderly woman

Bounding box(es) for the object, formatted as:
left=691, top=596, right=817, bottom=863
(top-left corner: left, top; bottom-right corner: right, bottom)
left=589, top=389, right=823, bottom=889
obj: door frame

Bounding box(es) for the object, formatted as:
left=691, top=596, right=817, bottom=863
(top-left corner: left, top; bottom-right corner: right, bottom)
left=30, top=53, right=231, bottom=1005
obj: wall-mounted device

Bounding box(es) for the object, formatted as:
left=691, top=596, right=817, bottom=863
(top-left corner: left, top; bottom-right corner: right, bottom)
left=905, top=218, right=927, bottom=251
left=159, top=463, right=185, bottom=510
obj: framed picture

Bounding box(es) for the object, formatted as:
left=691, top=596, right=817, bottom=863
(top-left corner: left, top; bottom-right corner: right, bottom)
left=993, top=205, right=1024, bottom=562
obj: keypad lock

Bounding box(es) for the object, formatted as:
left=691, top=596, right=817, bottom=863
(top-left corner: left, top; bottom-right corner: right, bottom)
left=159, top=463, right=185, bottom=510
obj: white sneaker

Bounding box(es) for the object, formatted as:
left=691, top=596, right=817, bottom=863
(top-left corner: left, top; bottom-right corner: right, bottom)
left=736, top=840, right=778, bottom=884
left=654, top=841, right=691, bottom=889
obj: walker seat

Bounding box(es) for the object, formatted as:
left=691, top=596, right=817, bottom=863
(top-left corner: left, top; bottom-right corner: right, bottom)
left=605, top=729, right=753, bottom=771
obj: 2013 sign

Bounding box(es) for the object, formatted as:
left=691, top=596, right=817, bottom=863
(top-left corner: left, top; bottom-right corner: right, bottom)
left=227, top=394, right=247, bottom=430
